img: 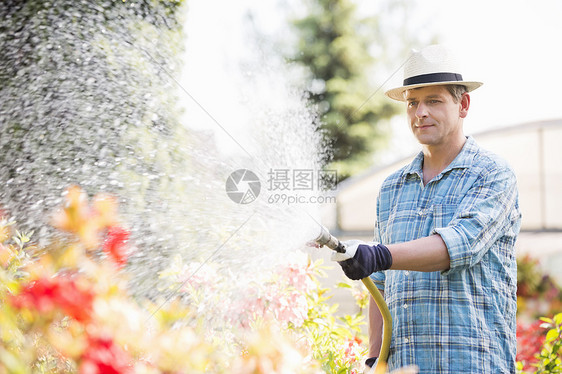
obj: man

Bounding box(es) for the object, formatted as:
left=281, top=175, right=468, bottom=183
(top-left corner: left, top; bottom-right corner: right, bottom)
left=334, top=45, right=521, bottom=373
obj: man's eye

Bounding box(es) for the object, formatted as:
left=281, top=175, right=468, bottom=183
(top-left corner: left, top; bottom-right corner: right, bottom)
left=407, top=101, right=417, bottom=107
left=429, top=100, right=440, bottom=104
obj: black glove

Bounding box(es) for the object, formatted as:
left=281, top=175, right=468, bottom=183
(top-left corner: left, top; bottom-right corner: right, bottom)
left=338, top=242, right=392, bottom=280
left=365, top=357, right=378, bottom=368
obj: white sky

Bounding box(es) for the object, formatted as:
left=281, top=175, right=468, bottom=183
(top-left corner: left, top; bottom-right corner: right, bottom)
left=180, top=0, right=562, bottom=157
left=395, top=0, right=562, bottom=133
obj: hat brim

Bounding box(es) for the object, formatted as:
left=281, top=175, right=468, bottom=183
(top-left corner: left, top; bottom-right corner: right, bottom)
left=385, top=81, right=483, bottom=102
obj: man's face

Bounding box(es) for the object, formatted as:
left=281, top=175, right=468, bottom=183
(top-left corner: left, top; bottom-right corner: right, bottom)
left=405, top=85, right=468, bottom=148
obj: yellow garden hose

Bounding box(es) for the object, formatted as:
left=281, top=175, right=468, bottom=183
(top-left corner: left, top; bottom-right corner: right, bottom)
left=313, top=225, right=392, bottom=366
left=361, top=276, right=392, bottom=366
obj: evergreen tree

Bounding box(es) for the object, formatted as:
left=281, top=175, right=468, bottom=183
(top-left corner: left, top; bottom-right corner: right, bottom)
left=291, top=0, right=400, bottom=180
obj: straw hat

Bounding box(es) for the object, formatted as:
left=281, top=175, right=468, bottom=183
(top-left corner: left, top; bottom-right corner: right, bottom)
left=385, top=45, right=483, bottom=101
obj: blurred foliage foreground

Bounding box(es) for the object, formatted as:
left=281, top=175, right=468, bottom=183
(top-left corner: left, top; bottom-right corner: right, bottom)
left=0, top=186, right=560, bottom=373
left=0, top=186, right=372, bottom=374
left=517, top=255, right=562, bottom=373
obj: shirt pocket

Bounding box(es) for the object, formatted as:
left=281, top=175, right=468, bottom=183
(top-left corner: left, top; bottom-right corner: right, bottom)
left=386, top=208, right=418, bottom=243
left=431, top=204, right=458, bottom=232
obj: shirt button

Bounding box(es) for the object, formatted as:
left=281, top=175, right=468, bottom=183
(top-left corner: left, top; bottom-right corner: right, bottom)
left=404, top=271, right=410, bottom=276
left=403, top=304, right=408, bottom=309
left=418, top=209, right=424, bottom=216
left=404, top=337, right=409, bottom=343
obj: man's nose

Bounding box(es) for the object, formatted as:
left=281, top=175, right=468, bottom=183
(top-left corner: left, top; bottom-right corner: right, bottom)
left=416, top=102, right=428, bottom=119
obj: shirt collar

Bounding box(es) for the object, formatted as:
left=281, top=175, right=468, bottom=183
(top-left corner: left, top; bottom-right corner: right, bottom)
left=402, top=136, right=478, bottom=179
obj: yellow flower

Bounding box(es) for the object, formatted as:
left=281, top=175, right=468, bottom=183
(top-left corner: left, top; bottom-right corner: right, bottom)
left=51, top=186, right=120, bottom=249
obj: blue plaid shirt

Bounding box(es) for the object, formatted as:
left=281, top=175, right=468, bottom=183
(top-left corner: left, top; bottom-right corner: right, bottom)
left=371, top=137, right=521, bottom=373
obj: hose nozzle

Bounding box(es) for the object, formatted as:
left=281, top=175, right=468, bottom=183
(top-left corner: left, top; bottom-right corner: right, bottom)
left=313, top=225, right=346, bottom=253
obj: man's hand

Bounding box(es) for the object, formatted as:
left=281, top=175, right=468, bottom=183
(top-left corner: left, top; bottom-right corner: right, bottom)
left=332, top=240, right=393, bottom=280
left=330, top=239, right=362, bottom=261
left=364, top=357, right=378, bottom=373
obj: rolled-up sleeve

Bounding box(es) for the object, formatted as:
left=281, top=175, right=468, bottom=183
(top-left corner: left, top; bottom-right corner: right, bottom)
left=433, top=167, right=520, bottom=275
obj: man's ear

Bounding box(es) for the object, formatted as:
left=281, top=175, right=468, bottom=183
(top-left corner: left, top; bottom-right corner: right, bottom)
left=459, top=93, right=470, bottom=118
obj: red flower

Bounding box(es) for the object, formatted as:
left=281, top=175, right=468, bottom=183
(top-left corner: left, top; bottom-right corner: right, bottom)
left=343, top=336, right=363, bottom=363
left=79, top=334, right=132, bottom=374
left=10, top=276, right=94, bottom=322
left=103, top=227, right=130, bottom=269
left=517, top=319, right=546, bottom=371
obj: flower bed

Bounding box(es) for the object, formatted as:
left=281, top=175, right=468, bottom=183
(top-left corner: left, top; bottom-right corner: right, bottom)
left=1, top=186, right=560, bottom=373
left=0, top=187, right=369, bottom=373
left=516, top=255, right=562, bottom=373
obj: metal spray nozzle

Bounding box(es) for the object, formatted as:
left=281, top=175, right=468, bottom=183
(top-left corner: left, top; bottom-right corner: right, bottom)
left=313, top=225, right=346, bottom=253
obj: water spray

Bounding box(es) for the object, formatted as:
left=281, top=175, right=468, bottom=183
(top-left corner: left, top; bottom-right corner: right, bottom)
left=313, top=225, right=393, bottom=368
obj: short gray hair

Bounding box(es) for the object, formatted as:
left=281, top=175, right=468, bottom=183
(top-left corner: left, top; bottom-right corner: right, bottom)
left=445, top=85, right=468, bottom=103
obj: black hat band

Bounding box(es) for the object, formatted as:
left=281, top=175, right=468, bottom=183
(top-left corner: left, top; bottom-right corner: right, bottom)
left=404, top=72, right=463, bottom=86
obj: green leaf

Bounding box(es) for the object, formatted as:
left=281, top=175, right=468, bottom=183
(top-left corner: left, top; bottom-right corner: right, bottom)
left=545, top=328, right=560, bottom=343
left=554, top=313, right=562, bottom=326
left=331, top=327, right=352, bottom=337
left=336, top=282, right=351, bottom=289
